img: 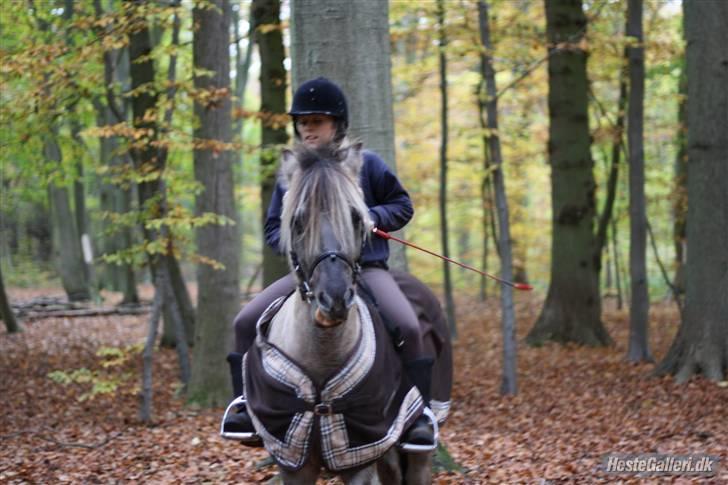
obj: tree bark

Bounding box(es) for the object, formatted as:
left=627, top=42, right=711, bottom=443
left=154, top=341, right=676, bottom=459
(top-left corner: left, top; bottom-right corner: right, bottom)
left=436, top=0, right=456, bottom=338
left=0, top=264, right=21, bottom=333
left=188, top=0, right=240, bottom=407
left=290, top=0, right=408, bottom=270
left=655, top=0, right=728, bottom=382
left=253, top=0, right=290, bottom=286
left=526, top=0, right=611, bottom=347
left=479, top=0, right=518, bottom=395
left=626, top=0, right=652, bottom=363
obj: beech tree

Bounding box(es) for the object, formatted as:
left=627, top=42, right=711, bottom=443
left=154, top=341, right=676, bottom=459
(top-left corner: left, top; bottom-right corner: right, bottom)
left=526, top=0, right=611, bottom=347
left=478, top=0, right=518, bottom=395
left=253, top=0, right=289, bottom=286
left=625, top=0, right=651, bottom=363
left=187, top=0, right=240, bottom=406
left=290, top=0, right=407, bottom=269
left=437, top=0, right=456, bottom=336
left=655, top=0, right=727, bottom=382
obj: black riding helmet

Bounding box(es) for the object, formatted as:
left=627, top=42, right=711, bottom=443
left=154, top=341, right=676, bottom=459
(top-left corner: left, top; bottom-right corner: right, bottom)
left=289, top=77, right=348, bottom=140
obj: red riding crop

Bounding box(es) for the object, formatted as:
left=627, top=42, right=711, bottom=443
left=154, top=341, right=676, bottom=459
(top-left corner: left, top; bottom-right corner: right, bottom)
left=373, top=228, right=533, bottom=291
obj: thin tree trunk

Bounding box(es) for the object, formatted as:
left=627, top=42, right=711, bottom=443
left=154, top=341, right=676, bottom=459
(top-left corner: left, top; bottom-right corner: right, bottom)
left=437, top=0, right=456, bottom=338
left=478, top=81, right=494, bottom=302
left=93, top=0, right=139, bottom=304
left=655, top=0, right=728, bottom=382
left=611, top=218, right=624, bottom=310
left=188, top=0, right=240, bottom=407
left=127, top=0, right=190, bottom=390
left=156, top=4, right=196, bottom=348
left=140, top=266, right=164, bottom=424
left=594, top=58, right=627, bottom=272
left=626, top=0, right=652, bottom=363
left=0, top=265, right=21, bottom=333
left=526, top=0, right=611, bottom=347
left=479, top=0, right=517, bottom=395
left=253, top=0, right=290, bottom=286
left=290, top=0, right=407, bottom=270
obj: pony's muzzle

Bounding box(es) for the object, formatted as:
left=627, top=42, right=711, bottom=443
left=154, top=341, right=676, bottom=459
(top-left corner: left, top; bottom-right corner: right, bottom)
left=315, top=287, right=355, bottom=326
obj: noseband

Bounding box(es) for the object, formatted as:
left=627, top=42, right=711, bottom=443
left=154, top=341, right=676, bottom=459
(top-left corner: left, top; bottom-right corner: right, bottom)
left=290, top=250, right=361, bottom=303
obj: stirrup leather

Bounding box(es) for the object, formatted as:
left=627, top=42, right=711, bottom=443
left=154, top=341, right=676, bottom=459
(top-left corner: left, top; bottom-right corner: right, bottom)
left=220, top=396, right=259, bottom=441
left=398, top=407, right=439, bottom=453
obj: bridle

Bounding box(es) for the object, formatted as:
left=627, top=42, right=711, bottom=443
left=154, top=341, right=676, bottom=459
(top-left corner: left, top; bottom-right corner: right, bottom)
left=290, top=249, right=361, bottom=303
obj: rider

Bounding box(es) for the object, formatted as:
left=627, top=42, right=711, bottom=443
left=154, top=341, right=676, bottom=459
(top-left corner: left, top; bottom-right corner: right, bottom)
left=224, top=77, right=435, bottom=450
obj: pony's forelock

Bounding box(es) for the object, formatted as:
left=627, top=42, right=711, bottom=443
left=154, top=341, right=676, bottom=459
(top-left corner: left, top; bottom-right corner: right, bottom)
left=280, top=141, right=371, bottom=266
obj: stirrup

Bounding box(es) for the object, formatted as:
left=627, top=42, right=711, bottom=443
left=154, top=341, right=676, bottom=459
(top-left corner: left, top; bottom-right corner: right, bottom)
left=220, top=396, right=259, bottom=442
left=398, top=407, right=439, bottom=453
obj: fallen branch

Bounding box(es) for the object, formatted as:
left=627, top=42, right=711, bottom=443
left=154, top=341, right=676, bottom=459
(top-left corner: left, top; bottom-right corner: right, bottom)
left=20, top=306, right=150, bottom=321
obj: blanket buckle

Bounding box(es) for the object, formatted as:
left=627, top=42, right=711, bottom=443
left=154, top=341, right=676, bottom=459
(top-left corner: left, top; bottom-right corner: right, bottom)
left=314, top=403, right=334, bottom=416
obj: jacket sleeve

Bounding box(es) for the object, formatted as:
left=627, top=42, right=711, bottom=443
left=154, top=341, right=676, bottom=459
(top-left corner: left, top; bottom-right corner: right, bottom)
left=264, top=183, right=286, bottom=254
left=365, top=152, right=414, bottom=232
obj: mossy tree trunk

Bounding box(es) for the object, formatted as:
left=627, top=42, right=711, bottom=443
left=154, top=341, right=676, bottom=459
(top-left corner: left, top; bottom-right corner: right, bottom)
left=526, top=0, right=611, bottom=347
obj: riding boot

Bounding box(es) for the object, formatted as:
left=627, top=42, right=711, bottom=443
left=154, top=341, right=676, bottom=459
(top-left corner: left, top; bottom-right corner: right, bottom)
left=221, top=352, right=262, bottom=446
left=400, top=357, right=436, bottom=451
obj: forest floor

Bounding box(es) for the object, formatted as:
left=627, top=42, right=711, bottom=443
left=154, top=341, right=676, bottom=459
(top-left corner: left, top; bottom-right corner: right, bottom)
left=1, top=285, right=726, bottom=484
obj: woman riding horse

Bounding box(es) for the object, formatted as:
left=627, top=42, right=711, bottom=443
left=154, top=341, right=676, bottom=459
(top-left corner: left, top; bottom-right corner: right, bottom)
left=223, top=77, right=435, bottom=450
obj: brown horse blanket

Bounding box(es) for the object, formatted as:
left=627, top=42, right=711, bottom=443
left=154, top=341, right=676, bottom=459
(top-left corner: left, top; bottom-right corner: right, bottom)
left=243, top=295, right=424, bottom=471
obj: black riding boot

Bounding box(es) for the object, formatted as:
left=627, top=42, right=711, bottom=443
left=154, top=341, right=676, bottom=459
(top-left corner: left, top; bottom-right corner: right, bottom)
left=400, top=357, right=436, bottom=451
left=221, top=352, right=261, bottom=446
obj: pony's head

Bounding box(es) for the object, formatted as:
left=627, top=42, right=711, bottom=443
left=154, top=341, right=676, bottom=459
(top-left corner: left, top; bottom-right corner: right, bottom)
left=279, top=142, right=372, bottom=327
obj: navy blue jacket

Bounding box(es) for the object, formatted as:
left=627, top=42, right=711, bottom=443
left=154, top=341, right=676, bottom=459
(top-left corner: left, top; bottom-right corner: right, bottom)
left=264, top=150, right=413, bottom=266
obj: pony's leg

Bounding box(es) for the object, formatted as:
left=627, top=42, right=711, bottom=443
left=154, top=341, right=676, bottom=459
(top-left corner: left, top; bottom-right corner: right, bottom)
left=340, top=463, right=380, bottom=485
left=277, top=461, right=320, bottom=485
left=404, top=451, right=432, bottom=485
left=376, top=448, right=403, bottom=484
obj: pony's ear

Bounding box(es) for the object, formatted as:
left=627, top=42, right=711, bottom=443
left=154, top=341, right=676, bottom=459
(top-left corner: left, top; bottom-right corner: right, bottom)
left=337, top=142, right=364, bottom=179
left=279, top=148, right=297, bottom=188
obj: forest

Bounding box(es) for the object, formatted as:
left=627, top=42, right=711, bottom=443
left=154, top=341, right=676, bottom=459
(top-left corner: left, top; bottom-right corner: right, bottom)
left=1, top=0, right=726, bottom=483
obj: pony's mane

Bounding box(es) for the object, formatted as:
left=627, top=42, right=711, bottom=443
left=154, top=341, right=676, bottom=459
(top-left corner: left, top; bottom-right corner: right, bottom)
left=279, top=141, right=371, bottom=265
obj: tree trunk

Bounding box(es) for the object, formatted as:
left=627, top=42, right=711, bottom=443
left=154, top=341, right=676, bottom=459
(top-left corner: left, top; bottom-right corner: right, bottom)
left=626, top=0, right=652, bottom=363
left=93, top=32, right=138, bottom=304
left=479, top=0, right=518, bottom=395
left=436, top=0, right=456, bottom=338
left=126, top=0, right=192, bottom=385
left=655, top=0, right=728, bottom=382
left=594, top=54, right=627, bottom=275
left=45, top=137, right=91, bottom=302
left=253, top=0, right=290, bottom=286
left=188, top=0, right=240, bottom=407
left=526, top=0, right=611, bottom=347
left=0, top=264, right=21, bottom=333
left=290, top=0, right=408, bottom=270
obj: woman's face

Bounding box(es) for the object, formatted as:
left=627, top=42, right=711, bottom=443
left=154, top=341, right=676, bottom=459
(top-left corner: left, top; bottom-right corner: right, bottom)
left=296, top=114, right=337, bottom=148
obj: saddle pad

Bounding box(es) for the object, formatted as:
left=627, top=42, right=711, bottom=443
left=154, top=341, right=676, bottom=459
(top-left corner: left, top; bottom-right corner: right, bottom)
left=243, top=295, right=424, bottom=471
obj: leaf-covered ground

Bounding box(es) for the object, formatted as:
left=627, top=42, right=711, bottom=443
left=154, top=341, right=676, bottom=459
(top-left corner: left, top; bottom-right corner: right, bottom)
left=1, top=286, right=725, bottom=484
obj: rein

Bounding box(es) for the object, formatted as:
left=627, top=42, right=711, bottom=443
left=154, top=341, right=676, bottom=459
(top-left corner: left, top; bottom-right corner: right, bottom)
left=290, top=249, right=361, bottom=303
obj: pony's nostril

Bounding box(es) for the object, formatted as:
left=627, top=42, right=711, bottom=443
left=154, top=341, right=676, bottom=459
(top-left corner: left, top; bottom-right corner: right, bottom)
left=317, top=291, right=332, bottom=310
left=344, top=288, right=355, bottom=306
